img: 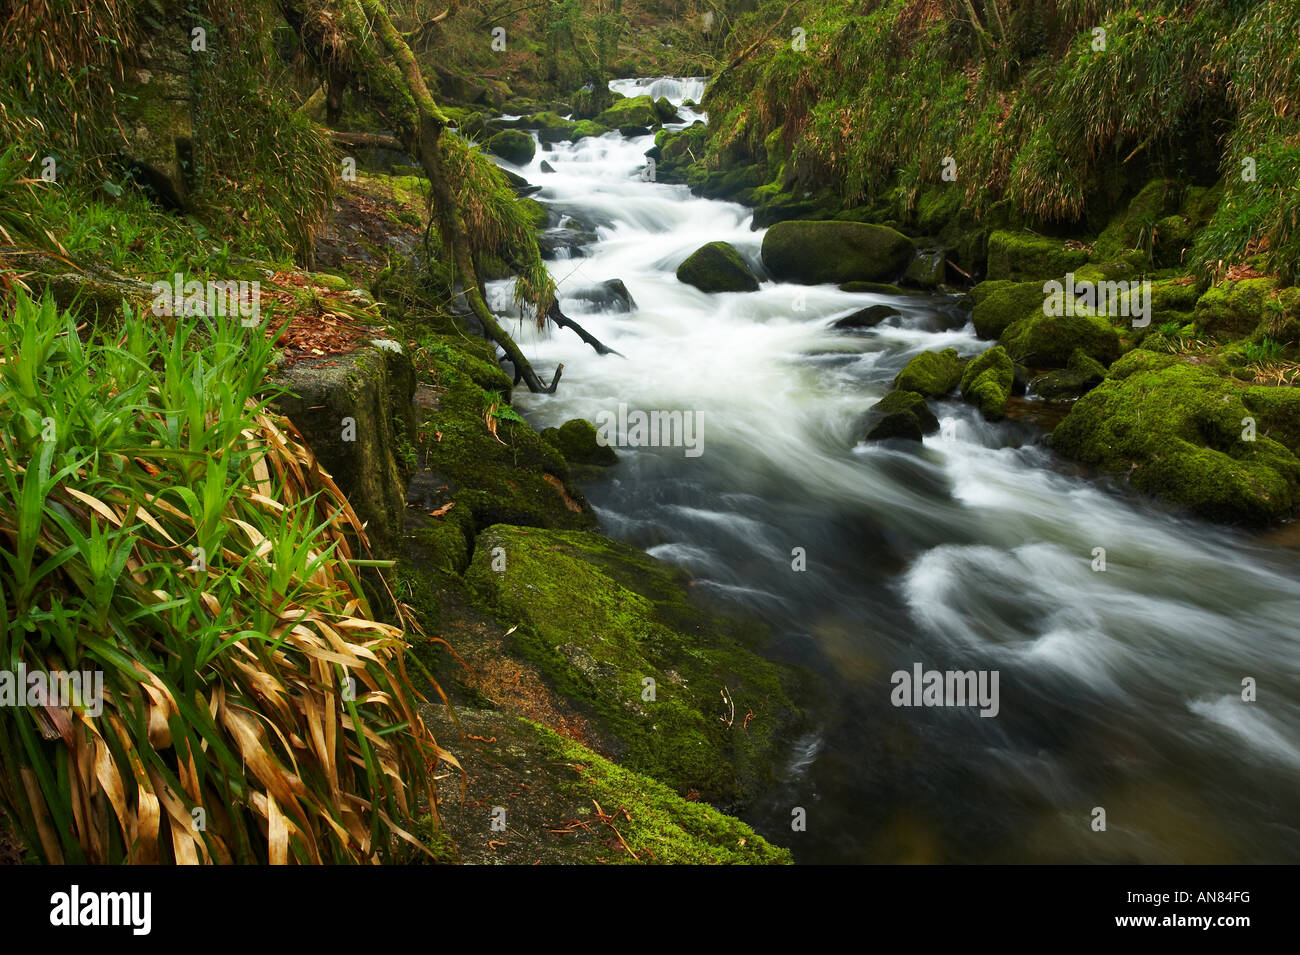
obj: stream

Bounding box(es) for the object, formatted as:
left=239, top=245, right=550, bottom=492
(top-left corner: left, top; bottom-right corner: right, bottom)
left=486, top=77, right=1300, bottom=863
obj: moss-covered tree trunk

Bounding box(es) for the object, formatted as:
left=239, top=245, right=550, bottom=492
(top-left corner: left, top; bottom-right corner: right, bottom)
left=284, top=0, right=558, bottom=393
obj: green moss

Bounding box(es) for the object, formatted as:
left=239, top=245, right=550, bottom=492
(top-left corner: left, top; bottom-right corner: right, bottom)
left=761, top=220, right=914, bottom=285
left=465, top=525, right=807, bottom=809
left=541, top=417, right=618, bottom=466
left=865, top=389, right=940, bottom=441
left=894, top=348, right=966, bottom=397
left=1194, top=278, right=1277, bottom=340
left=570, top=120, right=609, bottom=141
left=960, top=346, right=1015, bottom=420
left=485, top=129, right=535, bottom=165
left=1050, top=354, right=1300, bottom=523
left=1000, top=309, right=1122, bottom=368
left=970, top=280, right=1045, bottom=339
left=417, top=344, right=595, bottom=532
left=676, top=241, right=760, bottom=293
left=597, top=95, right=659, bottom=129
left=986, top=231, right=1090, bottom=282
left=537, top=722, right=791, bottom=864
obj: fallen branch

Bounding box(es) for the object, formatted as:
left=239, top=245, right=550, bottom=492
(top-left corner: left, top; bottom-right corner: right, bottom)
left=329, top=129, right=406, bottom=152
left=546, top=301, right=624, bottom=357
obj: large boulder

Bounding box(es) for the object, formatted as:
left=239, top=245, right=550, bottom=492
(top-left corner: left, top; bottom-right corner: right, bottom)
left=864, top=390, right=940, bottom=442
left=986, top=230, right=1089, bottom=282
left=1050, top=350, right=1300, bottom=523
left=971, top=280, right=1045, bottom=339
left=1000, top=310, right=1121, bottom=367
left=485, top=129, right=535, bottom=165
left=1194, top=278, right=1276, bottom=340
left=960, top=346, right=1015, bottom=420
left=269, top=344, right=415, bottom=554
left=761, top=220, right=915, bottom=285
left=676, top=241, right=760, bottom=293
left=597, top=94, right=660, bottom=129
left=894, top=348, right=966, bottom=397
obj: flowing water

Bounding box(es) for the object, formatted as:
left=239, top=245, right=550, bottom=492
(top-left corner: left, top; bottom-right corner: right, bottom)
left=485, top=79, right=1300, bottom=864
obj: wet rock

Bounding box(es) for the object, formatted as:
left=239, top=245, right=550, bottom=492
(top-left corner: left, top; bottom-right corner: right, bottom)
left=538, top=227, right=598, bottom=259
left=570, top=278, right=637, bottom=312
left=542, top=418, right=618, bottom=466
left=864, top=390, right=940, bottom=442
left=960, top=345, right=1015, bottom=420
left=894, top=348, right=966, bottom=397
left=1050, top=350, right=1300, bottom=523
left=833, top=304, right=902, bottom=329
left=485, top=129, right=535, bottom=165
left=676, top=241, right=760, bottom=293
left=762, top=220, right=915, bottom=285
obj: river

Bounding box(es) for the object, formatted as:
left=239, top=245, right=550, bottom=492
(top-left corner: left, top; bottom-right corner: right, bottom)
left=485, top=77, right=1300, bottom=864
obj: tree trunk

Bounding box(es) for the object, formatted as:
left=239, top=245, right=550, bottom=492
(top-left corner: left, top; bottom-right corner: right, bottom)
left=285, top=0, right=558, bottom=393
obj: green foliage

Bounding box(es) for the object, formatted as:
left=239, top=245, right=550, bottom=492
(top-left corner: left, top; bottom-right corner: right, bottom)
left=706, top=0, right=1300, bottom=278
left=0, top=291, right=443, bottom=863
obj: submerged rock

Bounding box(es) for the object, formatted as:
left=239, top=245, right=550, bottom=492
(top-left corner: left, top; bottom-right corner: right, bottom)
left=833, top=304, right=901, bottom=329
left=676, top=241, right=760, bottom=293
left=570, top=278, right=637, bottom=312
left=761, top=220, right=915, bottom=285
left=864, top=390, right=940, bottom=442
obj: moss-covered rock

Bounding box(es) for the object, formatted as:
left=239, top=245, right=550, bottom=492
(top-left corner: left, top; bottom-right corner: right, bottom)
left=652, top=96, right=681, bottom=124
left=415, top=340, right=595, bottom=532
left=570, top=120, right=609, bottom=141
left=485, top=129, right=535, bottom=165
left=426, top=708, right=791, bottom=864
left=1029, top=348, right=1109, bottom=400
left=986, top=230, right=1089, bottom=282
left=1050, top=350, right=1300, bottom=523
left=675, top=241, right=760, bottom=293
left=901, top=249, right=946, bottom=289
left=597, top=94, right=660, bottom=129
left=1091, top=179, right=1178, bottom=264
left=1194, top=278, right=1277, bottom=340
left=864, top=389, right=940, bottom=441
left=960, top=346, right=1015, bottom=420
left=542, top=418, right=618, bottom=467
left=894, top=348, right=966, bottom=397
left=1000, top=309, right=1122, bottom=367
left=971, top=279, right=1045, bottom=339
left=465, top=525, right=807, bottom=809
left=761, top=220, right=915, bottom=285
left=269, top=344, right=415, bottom=554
